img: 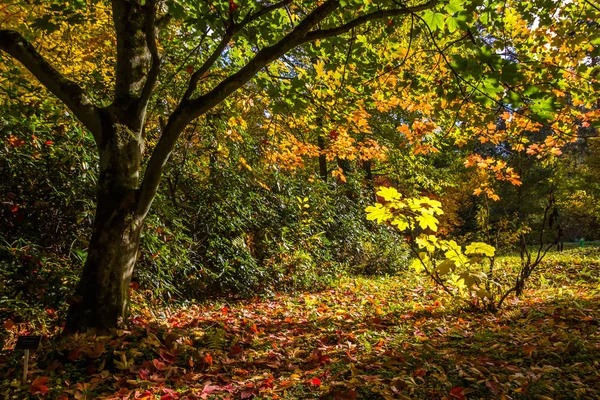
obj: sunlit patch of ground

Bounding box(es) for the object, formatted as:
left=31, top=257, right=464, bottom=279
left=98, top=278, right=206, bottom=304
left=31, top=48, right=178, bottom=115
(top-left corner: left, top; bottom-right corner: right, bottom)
left=1, top=247, right=599, bottom=399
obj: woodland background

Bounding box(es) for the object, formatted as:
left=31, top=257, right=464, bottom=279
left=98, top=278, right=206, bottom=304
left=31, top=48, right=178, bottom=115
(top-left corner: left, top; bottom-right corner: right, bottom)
left=0, top=0, right=599, bottom=398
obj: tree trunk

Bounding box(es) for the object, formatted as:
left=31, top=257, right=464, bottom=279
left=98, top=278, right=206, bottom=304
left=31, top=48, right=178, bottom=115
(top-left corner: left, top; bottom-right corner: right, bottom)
left=318, top=134, right=328, bottom=182
left=66, top=110, right=146, bottom=332
left=65, top=189, right=143, bottom=331
left=363, top=160, right=377, bottom=203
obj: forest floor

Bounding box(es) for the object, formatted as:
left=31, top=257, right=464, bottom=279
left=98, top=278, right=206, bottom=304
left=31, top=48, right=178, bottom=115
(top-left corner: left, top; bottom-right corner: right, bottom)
left=1, top=246, right=599, bottom=399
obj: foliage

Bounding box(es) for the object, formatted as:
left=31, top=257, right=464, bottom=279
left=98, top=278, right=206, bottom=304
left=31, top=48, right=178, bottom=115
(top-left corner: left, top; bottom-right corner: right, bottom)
left=366, top=186, right=570, bottom=311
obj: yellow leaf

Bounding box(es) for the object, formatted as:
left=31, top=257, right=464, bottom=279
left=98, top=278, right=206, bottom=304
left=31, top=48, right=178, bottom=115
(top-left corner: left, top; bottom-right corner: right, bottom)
left=416, top=214, right=438, bottom=231
left=376, top=186, right=402, bottom=201
left=465, top=242, right=495, bottom=257
left=411, top=258, right=424, bottom=273
left=365, top=204, right=392, bottom=224
left=390, top=216, right=410, bottom=230
left=435, top=259, right=455, bottom=275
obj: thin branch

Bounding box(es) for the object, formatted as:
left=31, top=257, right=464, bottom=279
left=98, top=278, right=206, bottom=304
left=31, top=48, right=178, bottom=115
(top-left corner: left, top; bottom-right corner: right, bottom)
left=139, top=0, right=162, bottom=111
left=138, top=0, right=341, bottom=216
left=183, top=0, right=293, bottom=100
left=584, top=0, right=600, bottom=12
left=0, top=29, right=102, bottom=142
left=302, top=0, right=439, bottom=42
left=161, top=32, right=208, bottom=89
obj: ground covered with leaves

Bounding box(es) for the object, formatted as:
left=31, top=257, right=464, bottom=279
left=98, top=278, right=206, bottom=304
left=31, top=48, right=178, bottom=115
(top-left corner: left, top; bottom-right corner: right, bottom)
left=1, top=247, right=599, bottom=399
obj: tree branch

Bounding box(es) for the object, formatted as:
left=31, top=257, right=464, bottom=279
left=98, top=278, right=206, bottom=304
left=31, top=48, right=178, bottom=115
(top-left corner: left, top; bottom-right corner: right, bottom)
left=139, top=0, right=161, bottom=112
left=137, top=0, right=340, bottom=216
left=183, top=0, right=293, bottom=100
left=0, top=29, right=102, bottom=142
left=137, top=0, right=439, bottom=216
left=112, top=0, right=151, bottom=105
left=302, top=0, right=439, bottom=42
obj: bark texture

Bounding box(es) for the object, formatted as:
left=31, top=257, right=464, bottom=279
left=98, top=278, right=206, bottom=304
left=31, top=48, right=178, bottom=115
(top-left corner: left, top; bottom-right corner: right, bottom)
left=65, top=189, right=142, bottom=331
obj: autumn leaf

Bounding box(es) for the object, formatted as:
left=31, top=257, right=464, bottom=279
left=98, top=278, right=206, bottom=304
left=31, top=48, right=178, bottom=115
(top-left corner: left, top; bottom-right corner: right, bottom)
left=450, top=386, right=466, bottom=399
left=365, top=203, right=392, bottom=224
left=435, top=259, right=455, bottom=275
left=153, top=359, right=167, bottom=371
left=416, top=214, right=439, bottom=231
left=465, top=242, right=495, bottom=257
left=30, top=377, right=49, bottom=396
left=376, top=186, right=402, bottom=202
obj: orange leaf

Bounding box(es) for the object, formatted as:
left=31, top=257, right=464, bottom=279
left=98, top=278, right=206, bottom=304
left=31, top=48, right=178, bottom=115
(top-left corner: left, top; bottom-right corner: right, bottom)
left=450, top=386, right=465, bottom=399
left=30, top=376, right=49, bottom=396
left=153, top=359, right=167, bottom=371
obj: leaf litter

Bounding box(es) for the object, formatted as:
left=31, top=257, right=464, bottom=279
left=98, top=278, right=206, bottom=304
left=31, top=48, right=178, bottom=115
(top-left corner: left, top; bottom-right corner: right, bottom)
left=1, top=247, right=599, bottom=399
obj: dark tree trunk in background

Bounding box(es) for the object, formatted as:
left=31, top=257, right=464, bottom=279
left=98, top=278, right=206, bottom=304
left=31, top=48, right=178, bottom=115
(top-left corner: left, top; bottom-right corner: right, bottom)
left=363, top=160, right=377, bottom=202
left=318, top=134, right=328, bottom=182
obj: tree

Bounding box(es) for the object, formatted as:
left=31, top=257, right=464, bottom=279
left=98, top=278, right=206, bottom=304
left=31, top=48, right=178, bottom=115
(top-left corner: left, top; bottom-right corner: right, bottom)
left=0, top=0, right=445, bottom=331
left=1, top=0, right=597, bottom=331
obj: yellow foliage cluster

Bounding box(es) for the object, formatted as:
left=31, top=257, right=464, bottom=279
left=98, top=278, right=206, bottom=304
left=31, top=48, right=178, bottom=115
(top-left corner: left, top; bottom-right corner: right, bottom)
left=1, top=2, right=115, bottom=100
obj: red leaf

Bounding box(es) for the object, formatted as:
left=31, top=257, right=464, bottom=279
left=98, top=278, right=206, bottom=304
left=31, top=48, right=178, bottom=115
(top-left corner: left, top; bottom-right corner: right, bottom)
left=138, top=368, right=150, bottom=380
left=159, top=349, right=177, bottom=364
left=309, top=377, right=321, bottom=386
left=261, top=377, right=274, bottom=389
left=229, top=345, right=243, bottom=356
left=450, top=387, right=465, bottom=400
left=67, top=347, right=83, bottom=361
left=185, top=65, right=194, bottom=75
left=30, top=376, right=49, bottom=396
left=153, top=359, right=167, bottom=371
left=250, top=324, right=258, bottom=334
left=229, top=0, right=238, bottom=12
left=44, top=140, right=53, bottom=146
left=8, top=135, right=25, bottom=148
left=204, top=353, right=213, bottom=366
left=333, top=390, right=357, bottom=400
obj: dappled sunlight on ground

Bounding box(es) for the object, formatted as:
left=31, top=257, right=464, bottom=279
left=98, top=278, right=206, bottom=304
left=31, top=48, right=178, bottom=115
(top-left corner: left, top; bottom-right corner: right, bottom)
left=1, top=248, right=599, bottom=399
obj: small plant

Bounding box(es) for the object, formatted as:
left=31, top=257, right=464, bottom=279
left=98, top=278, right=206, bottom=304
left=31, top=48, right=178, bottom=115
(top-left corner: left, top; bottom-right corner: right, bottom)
left=366, top=186, right=561, bottom=312
left=496, top=188, right=562, bottom=308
